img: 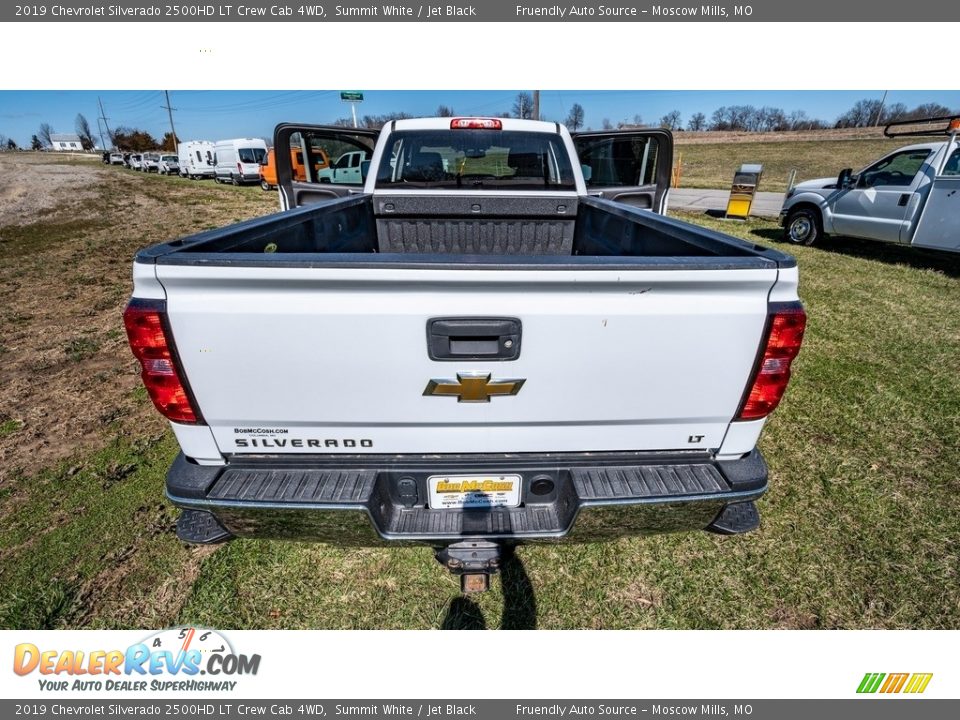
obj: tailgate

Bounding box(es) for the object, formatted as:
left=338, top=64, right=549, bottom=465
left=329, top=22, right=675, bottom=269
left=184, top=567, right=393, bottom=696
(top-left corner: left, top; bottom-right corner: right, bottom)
left=156, top=265, right=777, bottom=455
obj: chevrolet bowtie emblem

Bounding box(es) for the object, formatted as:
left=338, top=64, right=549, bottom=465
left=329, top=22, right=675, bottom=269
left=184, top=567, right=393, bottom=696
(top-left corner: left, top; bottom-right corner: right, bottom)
left=424, top=373, right=526, bottom=403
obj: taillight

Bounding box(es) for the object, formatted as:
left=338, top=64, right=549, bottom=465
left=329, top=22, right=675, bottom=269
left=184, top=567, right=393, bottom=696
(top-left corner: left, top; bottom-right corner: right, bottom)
left=450, top=117, right=502, bottom=130
left=736, top=302, right=807, bottom=421
left=123, top=298, right=202, bottom=424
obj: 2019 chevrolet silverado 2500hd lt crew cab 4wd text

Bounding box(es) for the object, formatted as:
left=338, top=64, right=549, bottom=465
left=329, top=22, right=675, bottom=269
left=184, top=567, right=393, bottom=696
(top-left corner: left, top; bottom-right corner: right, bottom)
left=125, top=117, right=806, bottom=591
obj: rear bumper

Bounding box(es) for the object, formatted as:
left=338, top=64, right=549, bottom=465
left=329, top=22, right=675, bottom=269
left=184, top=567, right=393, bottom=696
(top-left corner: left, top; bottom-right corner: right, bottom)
left=166, top=450, right=768, bottom=546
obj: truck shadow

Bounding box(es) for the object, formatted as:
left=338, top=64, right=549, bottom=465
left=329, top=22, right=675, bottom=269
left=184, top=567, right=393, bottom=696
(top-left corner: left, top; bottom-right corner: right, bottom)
left=749, top=228, right=960, bottom=279
left=440, top=548, right=537, bottom=630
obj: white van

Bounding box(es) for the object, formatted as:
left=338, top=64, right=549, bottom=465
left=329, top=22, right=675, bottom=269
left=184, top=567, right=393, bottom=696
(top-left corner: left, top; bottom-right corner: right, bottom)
left=214, top=138, right=268, bottom=185
left=178, top=141, right=216, bottom=179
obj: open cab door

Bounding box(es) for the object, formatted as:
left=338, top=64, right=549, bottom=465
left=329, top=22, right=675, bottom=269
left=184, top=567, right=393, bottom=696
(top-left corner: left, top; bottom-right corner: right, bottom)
left=274, top=123, right=380, bottom=210
left=572, top=128, right=673, bottom=213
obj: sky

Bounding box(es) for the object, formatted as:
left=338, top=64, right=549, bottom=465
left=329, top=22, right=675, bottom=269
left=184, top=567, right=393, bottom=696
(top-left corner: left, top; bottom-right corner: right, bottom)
left=1, top=89, right=958, bottom=148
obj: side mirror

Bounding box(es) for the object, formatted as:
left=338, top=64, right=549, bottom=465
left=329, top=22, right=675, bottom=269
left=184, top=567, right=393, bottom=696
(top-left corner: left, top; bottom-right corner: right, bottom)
left=360, top=160, right=371, bottom=181
left=581, top=164, right=593, bottom=183
left=837, top=168, right=854, bottom=189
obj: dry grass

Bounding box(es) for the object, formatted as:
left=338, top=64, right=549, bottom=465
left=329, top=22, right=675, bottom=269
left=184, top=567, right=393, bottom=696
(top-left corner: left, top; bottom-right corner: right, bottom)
left=673, top=137, right=909, bottom=192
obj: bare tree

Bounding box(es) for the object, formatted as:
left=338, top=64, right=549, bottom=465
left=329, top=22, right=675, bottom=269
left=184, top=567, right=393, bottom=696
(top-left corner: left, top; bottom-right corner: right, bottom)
left=436, top=105, right=455, bottom=117
left=565, top=103, right=585, bottom=132
left=512, top=92, right=534, bottom=119
left=757, top=106, right=788, bottom=132
left=787, top=110, right=809, bottom=130
left=0, top=133, right=7, bottom=149
left=601, top=118, right=613, bottom=130
left=632, top=113, right=644, bottom=126
left=686, top=112, right=706, bottom=131
left=38, top=123, right=54, bottom=147
left=75, top=113, right=96, bottom=150
left=6, top=138, right=17, bottom=150
left=31, top=135, right=42, bottom=150
left=881, top=102, right=908, bottom=123
left=835, top=99, right=882, bottom=128
left=659, top=110, right=682, bottom=130
left=907, top=102, right=954, bottom=120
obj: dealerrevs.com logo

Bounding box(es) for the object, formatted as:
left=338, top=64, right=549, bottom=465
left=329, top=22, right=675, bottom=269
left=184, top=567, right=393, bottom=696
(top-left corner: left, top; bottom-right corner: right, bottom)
left=13, top=628, right=260, bottom=692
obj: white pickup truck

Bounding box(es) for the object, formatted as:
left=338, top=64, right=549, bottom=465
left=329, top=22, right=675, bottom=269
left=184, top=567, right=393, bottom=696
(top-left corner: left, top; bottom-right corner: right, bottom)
left=125, top=117, right=805, bottom=591
left=780, top=116, right=960, bottom=253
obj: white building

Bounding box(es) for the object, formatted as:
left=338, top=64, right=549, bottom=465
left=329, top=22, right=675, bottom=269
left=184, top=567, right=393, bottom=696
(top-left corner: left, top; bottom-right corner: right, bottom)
left=50, top=133, right=83, bottom=151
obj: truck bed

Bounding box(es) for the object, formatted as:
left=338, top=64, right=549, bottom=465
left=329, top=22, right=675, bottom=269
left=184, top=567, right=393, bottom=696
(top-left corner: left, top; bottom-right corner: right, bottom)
left=137, top=194, right=794, bottom=270
left=132, top=192, right=798, bottom=462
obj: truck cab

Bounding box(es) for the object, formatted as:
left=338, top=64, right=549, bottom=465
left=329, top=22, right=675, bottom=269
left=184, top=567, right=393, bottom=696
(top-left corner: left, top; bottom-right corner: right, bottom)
left=780, top=116, right=960, bottom=253
left=142, top=153, right=160, bottom=173
left=158, top=154, right=180, bottom=175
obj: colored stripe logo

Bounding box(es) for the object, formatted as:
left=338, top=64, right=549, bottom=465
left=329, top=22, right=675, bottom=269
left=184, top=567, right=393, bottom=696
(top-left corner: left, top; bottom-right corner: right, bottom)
left=857, top=672, right=933, bottom=694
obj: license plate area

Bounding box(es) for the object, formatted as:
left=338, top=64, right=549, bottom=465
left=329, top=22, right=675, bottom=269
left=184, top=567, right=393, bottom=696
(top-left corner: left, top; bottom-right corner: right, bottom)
left=427, top=474, right=522, bottom=509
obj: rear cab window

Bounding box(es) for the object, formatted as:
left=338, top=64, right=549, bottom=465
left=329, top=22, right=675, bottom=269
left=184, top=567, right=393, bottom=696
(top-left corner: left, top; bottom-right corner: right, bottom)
left=941, top=147, right=960, bottom=176
left=375, top=129, right=576, bottom=190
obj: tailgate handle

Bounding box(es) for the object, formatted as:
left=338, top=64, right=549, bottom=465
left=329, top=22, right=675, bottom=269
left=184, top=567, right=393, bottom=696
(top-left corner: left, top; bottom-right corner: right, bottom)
left=427, top=318, right=521, bottom=361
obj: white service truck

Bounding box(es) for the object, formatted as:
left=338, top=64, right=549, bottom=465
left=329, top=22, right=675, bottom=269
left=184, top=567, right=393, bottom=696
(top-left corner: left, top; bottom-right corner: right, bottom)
left=780, top=116, right=960, bottom=253
left=125, top=117, right=806, bottom=591
left=316, top=149, right=370, bottom=184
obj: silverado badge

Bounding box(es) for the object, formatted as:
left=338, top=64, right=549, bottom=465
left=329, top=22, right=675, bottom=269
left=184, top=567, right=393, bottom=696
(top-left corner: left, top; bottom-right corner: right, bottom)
left=423, top=373, right=526, bottom=403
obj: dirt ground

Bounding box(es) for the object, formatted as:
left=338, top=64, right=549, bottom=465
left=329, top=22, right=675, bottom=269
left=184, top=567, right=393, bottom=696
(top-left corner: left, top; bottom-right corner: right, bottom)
left=0, top=154, right=276, bottom=485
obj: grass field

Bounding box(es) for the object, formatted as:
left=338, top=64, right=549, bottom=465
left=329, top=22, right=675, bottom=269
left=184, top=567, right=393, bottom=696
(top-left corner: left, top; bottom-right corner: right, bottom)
left=673, top=137, right=908, bottom=192
left=1, top=153, right=958, bottom=630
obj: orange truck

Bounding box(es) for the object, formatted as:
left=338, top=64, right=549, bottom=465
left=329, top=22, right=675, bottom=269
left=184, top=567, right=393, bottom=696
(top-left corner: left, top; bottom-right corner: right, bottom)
left=260, top=147, right=331, bottom=190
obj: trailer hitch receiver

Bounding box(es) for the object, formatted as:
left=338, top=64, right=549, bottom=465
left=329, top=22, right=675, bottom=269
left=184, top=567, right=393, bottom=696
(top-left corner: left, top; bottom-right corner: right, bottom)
left=436, top=540, right=502, bottom=593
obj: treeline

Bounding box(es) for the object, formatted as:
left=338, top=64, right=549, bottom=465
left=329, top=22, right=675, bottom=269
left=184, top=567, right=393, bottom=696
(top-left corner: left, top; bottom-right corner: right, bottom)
left=834, top=100, right=955, bottom=128
left=10, top=96, right=958, bottom=151
left=650, top=99, right=958, bottom=133
left=323, top=96, right=958, bottom=135
left=12, top=115, right=180, bottom=152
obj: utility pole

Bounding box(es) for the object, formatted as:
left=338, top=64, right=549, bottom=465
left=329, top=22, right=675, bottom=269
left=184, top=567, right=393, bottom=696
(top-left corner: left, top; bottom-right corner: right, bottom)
left=162, top=90, right=179, bottom=150
left=533, top=90, right=540, bottom=121
left=873, top=90, right=888, bottom=126
left=95, top=116, right=107, bottom=152
left=97, top=96, right=113, bottom=149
